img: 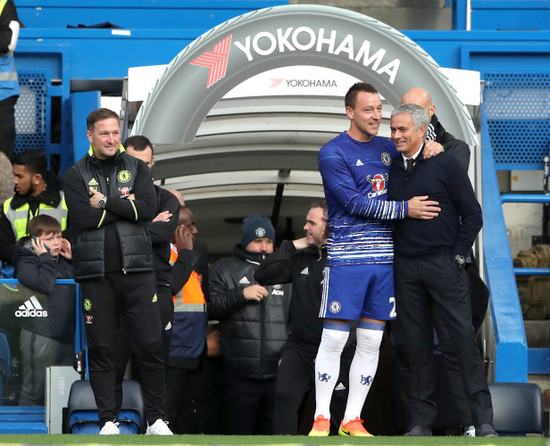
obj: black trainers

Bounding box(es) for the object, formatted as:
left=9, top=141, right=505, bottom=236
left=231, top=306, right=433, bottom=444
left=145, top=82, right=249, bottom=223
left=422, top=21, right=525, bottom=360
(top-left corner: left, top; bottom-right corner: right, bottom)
left=463, top=424, right=475, bottom=437
left=476, top=423, right=498, bottom=437
left=404, top=425, right=432, bottom=436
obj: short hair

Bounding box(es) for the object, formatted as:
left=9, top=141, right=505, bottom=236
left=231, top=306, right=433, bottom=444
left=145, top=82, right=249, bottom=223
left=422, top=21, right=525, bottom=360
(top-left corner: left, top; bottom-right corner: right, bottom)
left=27, top=215, right=62, bottom=237
left=310, top=199, right=328, bottom=218
left=391, top=103, right=429, bottom=136
left=87, top=108, right=119, bottom=131
left=12, top=149, right=48, bottom=178
left=345, top=82, right=379, bottom=109
left=123, top=135, right=154, bottom=156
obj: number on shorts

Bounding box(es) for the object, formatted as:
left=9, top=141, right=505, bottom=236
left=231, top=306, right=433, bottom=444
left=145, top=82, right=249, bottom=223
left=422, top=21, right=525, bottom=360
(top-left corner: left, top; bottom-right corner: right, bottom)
left=389, top=297, right=397, bottom=318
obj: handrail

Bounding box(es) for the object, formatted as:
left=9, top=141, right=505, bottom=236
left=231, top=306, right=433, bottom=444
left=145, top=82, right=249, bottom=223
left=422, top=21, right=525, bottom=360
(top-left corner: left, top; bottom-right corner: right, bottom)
left=499, top=194, right=550, bottom=276
left=501, top=194, right=550, bottom=204
left=481, top=111, right=528, bottom=382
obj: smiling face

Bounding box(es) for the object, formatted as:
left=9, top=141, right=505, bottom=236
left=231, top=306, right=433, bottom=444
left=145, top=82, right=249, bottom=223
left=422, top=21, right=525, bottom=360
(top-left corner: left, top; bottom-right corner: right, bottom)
left=346, top=91, right=383, bottom=142
left=87, top=117, right=121, bottom=159
left=303, top=206, right=327, bottom=248
left=390, top=112, right=426, bottom=158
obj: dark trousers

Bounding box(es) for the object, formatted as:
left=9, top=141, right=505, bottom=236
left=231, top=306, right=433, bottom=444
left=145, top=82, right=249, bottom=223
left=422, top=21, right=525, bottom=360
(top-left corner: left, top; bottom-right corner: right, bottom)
left=166, top=358, right=224, bottom=434
left=80, top=271, right=166, bottom=425
left=223, top=376, right=276, bottom=435
left=392, top=252, right=493, bottom=428
left=273, top=342, right=349, bottom=435
left=114, top=286, right=173, bottom=417
left=0, top=96, right=17, bottom=161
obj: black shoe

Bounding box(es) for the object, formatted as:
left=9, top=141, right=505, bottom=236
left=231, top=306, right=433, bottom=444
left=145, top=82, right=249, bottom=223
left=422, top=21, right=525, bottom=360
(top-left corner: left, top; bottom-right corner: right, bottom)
left=404, top=425, right=432, bottom=436
left=476, top=423, right=498, bottom=437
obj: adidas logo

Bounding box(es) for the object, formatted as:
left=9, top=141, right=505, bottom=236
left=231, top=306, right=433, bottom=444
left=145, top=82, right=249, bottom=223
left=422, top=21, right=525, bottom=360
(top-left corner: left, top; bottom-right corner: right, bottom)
left=15, top=295, right=48, bottom=318
left=334, top=382, right=347, bottom=391
left=355, top=159, right=364, bottom=166
left=301, top=267, right=309, bottom=275
left=239, top=276, right=251, bottom=285
left=165, top=321, right=172, bottom=331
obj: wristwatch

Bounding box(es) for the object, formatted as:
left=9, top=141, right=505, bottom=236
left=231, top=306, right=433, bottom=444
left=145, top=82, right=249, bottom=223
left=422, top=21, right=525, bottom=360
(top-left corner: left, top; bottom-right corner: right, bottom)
left=98, top=195, right=107, bottom=209
left=454, top=254, right=466, bottom=269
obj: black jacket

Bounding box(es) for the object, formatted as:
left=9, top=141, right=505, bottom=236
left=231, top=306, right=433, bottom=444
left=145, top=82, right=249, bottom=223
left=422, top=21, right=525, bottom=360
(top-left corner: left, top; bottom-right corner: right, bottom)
left=12, top=243, right=75, bottom=342
left=149, top=186, right=179, bottom=287
left=388, top=148, right=482, bottom=257
left=208, top=244, right=291, bottom=379
left=255, top=240, right=326, bottom=354
left=63, top=147, right=156, bottom=280
left=431, top=114, right=470, bottom=171
left=255, top=240, right=356, bottom=356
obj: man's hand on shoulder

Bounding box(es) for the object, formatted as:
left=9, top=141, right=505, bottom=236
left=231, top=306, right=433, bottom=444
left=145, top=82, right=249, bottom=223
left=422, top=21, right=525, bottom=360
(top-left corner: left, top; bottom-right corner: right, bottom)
left=423, top=140, right=444, bottom=159
left=408, top=195, right=440, bottom=220
left=293, top=237, right=309, bottom=250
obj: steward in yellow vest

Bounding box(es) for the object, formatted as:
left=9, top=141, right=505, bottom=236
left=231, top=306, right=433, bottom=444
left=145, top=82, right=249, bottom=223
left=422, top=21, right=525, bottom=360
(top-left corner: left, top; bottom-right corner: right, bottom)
left=0, top=149, right=67, bottom=264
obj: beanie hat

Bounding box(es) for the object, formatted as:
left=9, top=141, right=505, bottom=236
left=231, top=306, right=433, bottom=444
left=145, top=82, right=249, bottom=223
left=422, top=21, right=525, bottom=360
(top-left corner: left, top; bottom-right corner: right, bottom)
left=241, top=214, right=275, bottom=248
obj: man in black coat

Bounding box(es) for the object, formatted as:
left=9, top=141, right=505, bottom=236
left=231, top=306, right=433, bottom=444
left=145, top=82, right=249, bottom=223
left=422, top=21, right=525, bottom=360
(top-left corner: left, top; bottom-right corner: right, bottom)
left=208, top=214, right=291, bottom=435
left=387, top=103, right=496, bottom=438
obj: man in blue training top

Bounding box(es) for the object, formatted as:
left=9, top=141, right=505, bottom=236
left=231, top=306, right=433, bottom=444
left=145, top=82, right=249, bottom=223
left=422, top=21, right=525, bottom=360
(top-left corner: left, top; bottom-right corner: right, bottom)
left=309, top=82, right=441, bottom=437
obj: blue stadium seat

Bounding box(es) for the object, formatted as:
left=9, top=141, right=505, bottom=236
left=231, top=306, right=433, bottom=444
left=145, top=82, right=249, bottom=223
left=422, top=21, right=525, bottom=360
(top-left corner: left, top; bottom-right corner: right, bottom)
left=66, top=379, right=144, bottom=434
left=489, top=382, right=545, bottom=436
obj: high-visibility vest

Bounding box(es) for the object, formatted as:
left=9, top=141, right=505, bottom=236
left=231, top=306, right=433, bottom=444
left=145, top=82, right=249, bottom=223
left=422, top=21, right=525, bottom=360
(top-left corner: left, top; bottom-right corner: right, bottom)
left=171, top=247, right=206, bottom=310
left=170, top=248, right=207, bottom=360
left=3, top=193, right=68, bottom=240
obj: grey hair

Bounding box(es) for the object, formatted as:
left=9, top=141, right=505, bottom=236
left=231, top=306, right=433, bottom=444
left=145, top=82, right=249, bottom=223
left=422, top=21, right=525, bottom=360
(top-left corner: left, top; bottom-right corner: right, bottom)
left=391, top=103, right=429, bottom=138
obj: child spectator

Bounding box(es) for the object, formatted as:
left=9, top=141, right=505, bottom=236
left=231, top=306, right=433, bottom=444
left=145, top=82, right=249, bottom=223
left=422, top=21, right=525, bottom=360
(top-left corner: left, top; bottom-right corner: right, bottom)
left=13, top=214, right=75, bottom=405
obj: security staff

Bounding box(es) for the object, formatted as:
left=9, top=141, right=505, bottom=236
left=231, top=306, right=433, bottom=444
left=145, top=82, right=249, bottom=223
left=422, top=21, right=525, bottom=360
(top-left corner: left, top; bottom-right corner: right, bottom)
left=0, top=149, right=67, bottom=265
left=165, top=205, right=208, bottom=434
left=63, top=108, right=172, bottom=436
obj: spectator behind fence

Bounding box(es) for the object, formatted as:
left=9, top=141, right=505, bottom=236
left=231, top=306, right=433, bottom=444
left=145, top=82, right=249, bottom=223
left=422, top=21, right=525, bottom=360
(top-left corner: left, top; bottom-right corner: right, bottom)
left=0, top=0, right=20, bottom=161
left=12, top=215, right=74, bottom=405
left=208, top=214, right=291, bottom=434
left=0, top=149, right=67, bottom=266
left=62, top=108, right=172, bottom=435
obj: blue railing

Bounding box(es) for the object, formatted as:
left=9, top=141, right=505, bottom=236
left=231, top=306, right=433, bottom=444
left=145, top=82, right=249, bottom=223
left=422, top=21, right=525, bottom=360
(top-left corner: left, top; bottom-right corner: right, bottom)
left=481, top=112, right=528, bottom=382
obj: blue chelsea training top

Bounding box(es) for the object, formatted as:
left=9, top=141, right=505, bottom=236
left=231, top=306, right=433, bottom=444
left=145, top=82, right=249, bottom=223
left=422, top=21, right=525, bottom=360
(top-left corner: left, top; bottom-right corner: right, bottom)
left=318, top=132, right=408, bottom=267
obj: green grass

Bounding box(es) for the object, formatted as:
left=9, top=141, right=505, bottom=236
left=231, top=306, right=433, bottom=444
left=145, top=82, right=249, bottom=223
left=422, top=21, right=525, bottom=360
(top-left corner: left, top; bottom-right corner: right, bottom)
left=0, top=435, right=545, bottom=445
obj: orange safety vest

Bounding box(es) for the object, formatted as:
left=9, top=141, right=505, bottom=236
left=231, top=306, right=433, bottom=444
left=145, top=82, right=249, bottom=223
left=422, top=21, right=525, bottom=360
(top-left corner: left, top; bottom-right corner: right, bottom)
left=170, top=245, right=206, bottom=308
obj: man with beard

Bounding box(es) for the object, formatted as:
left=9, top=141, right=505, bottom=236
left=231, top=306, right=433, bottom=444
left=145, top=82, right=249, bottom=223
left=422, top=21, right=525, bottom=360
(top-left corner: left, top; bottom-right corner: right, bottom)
left=0, top=149, right=67, bottom=265
left=255, top=201, right=354, bottom=435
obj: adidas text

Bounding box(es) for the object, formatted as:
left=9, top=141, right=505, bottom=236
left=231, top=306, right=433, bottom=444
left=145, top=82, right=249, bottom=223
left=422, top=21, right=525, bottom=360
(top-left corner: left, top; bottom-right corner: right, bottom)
left=16, top=308, right=48, bottom=318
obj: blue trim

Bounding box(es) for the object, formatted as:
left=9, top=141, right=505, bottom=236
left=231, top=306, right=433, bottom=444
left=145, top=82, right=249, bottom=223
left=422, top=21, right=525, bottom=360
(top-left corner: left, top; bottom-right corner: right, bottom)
left=528, top=348, right=550, bottom=375
left=357, top=320, right=385, bottom=331
left=481, top=111, right=528, bottom=383
left=323, top=321, right=350, bottom=332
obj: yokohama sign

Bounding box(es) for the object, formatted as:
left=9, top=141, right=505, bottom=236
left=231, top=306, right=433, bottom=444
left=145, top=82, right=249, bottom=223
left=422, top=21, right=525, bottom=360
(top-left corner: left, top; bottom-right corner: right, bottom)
left=133, top=4, right=476, bottom=146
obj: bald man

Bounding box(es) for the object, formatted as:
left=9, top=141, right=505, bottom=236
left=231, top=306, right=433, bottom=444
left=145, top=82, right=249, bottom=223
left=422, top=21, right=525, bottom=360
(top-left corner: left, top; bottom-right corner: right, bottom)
left=401, top=87, right=470, bottom=171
